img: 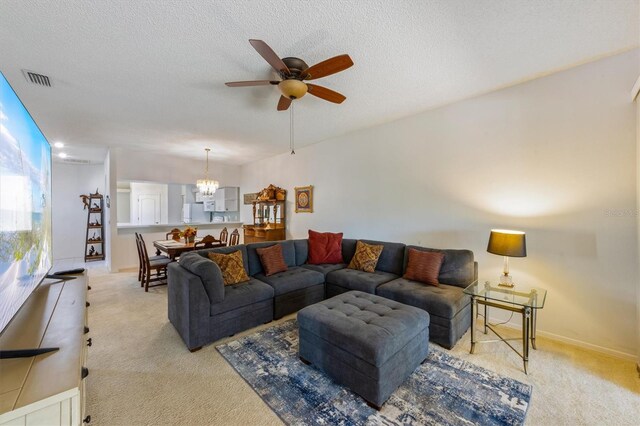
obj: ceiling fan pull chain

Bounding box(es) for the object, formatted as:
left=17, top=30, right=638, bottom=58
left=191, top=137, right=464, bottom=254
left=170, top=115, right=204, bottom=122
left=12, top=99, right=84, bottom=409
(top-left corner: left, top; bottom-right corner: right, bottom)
left=290, top=102, right=295, bottom=155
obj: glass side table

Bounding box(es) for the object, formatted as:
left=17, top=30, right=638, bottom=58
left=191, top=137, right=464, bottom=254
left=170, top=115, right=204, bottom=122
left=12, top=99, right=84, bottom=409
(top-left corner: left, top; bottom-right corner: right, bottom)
left=463, top=280, right=547, bottom=374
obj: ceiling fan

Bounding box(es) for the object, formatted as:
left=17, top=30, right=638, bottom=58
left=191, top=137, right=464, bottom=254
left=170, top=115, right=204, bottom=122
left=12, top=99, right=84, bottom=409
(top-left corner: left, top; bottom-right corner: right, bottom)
left=225, top=39, right=353, bottom=111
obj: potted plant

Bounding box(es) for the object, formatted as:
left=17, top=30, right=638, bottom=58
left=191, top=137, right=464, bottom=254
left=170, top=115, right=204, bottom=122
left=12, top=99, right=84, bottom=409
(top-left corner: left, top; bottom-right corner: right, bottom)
left=180, top=226, right=198, bottom=244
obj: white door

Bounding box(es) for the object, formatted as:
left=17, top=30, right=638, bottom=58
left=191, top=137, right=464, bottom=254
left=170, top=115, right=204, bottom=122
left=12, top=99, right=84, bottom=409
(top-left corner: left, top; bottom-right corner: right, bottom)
left=138, top=194, right=161, bottom=224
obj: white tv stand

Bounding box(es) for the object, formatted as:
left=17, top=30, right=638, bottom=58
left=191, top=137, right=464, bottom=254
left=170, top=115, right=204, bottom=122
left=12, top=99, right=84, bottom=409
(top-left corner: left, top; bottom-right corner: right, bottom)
left=0, top=275, right=90, bottom=425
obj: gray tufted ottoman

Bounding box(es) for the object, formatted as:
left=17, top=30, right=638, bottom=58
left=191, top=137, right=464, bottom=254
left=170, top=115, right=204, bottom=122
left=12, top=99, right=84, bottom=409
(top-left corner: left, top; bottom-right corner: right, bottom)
left=297, top=290, right=430, bottom=408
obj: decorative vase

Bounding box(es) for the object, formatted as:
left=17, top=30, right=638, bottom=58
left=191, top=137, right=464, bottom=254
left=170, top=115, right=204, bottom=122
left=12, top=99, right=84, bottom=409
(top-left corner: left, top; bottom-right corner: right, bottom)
left=185, top=236, right=195, bottom=244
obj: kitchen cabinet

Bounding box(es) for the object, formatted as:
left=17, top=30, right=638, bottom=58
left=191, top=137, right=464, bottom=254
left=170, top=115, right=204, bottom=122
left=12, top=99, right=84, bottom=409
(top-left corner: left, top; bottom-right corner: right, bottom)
left=213, top=187, right=239, bottom=212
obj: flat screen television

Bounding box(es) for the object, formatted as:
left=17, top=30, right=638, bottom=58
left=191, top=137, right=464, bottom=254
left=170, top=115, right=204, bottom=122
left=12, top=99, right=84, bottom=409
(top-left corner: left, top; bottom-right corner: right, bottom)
left=0, top=71, right=52, bottom=338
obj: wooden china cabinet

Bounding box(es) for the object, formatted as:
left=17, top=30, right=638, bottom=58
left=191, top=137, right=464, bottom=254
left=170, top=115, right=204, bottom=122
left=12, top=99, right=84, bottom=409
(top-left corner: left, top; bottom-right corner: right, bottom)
left=243, top=198, right=286, bottom=243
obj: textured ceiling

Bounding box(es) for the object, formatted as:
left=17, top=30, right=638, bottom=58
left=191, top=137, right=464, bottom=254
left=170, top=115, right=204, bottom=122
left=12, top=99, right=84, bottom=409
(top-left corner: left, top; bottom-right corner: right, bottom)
left=0, top=0, right=638, bottom=165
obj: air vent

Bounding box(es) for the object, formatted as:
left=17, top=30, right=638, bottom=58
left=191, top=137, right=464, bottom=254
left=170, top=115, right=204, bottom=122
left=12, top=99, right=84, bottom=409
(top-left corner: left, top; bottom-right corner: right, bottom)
left=61, top=158, right=92, bottom=165
left=22, top=70, right=52, bottom=87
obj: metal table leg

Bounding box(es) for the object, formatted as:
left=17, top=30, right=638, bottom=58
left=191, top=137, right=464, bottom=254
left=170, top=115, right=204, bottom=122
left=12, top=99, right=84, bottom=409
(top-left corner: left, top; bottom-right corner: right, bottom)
left=523, top=307, right=531, bottom=374
left=470, top=297, right=477, bottom=354
left=483, top=301, right=488, bottom=334
left=531, top=307, right=537, bottom=350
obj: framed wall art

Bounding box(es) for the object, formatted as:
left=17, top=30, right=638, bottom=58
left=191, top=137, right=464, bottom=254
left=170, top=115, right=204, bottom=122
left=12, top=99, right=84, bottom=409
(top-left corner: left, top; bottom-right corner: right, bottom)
left=294, top=185, right=313, bottom=213
left=243, top=192, right=258, bottom=205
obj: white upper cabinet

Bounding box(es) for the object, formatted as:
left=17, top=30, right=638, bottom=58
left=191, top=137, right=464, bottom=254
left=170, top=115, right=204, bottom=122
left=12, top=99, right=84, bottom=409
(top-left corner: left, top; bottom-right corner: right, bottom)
left=213, top=187, right=239, bottom=212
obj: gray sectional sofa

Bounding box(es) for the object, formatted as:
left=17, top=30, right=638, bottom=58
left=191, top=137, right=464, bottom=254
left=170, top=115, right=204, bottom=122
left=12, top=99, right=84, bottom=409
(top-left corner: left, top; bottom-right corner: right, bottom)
left=168, top=237, right=477, bottom=352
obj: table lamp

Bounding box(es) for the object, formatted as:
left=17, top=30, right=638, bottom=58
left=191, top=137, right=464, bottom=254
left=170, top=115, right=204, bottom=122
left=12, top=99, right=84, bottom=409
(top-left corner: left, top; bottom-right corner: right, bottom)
left=487, top=229, right=527, bottom=288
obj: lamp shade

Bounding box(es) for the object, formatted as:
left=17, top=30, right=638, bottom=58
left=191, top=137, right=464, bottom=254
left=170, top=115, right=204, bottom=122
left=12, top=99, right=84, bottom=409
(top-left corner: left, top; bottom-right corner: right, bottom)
left=487, top=229, right=527, bottom=257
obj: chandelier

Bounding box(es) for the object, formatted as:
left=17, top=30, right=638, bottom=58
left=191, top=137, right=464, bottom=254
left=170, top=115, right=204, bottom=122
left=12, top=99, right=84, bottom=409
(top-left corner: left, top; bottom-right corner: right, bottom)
left=196, top=148, right=219, bottom=196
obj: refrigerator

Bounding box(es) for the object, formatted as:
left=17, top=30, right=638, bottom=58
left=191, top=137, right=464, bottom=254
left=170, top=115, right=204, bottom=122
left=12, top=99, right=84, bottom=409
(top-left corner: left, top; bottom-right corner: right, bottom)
left=183, top=203, right=205, bottom=223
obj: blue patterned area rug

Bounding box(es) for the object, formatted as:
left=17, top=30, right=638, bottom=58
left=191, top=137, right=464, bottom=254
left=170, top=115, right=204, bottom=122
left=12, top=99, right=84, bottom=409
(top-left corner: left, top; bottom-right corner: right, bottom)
left=217, top=320, right=531, bottom=426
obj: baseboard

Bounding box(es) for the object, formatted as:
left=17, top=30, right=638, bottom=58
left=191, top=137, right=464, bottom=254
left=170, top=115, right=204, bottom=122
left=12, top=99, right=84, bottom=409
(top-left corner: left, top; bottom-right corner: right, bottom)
left=535, top=329, right=637, bottom=361
left=484, top=316, right=638, bottom=362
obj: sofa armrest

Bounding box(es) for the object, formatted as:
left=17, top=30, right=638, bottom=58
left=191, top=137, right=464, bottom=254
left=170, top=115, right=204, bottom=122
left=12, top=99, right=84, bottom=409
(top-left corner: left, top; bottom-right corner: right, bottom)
left=178, top=251, right=225, bottom=303
left=474, top=261, right=478, bottom=282
left=168, top=262, right=211, bottom=350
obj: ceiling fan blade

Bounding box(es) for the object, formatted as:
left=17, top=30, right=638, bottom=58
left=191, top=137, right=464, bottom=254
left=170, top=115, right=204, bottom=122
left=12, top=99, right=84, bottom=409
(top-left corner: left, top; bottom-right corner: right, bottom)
left=249, top=39, right=290, bottom=75
left=225, top=80, right=279, bottom=87
left=306, top=84, right=346, bottom=104
left=302, top=54, right=353, bottom=80
left=277, top=96, right=292, bottom=111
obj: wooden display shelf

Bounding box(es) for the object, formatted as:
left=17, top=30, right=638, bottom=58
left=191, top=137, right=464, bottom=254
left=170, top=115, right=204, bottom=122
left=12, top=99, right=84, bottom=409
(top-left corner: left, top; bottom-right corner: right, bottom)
left=253, top=198, right=282, bottom=203
left=243, top=195, right=286, bottom=243
left=84, top=192, right=105, bottom=263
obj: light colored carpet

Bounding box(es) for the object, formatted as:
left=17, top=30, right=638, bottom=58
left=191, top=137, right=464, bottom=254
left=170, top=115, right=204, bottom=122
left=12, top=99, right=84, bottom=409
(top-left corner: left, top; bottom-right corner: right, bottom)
left=85, top=268, right=640, bottom=425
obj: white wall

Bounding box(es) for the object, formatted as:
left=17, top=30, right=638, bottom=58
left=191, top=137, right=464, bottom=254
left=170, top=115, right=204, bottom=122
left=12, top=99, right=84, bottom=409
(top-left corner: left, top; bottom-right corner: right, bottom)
left=241, top=49, right=640, bottom=358
left=104, top=148, right=116, bottom=270
left=116, top=190, right=131, bottom=223
left=108, top=148, right=242, bottom=271
left=52, top=162, right=105, bottom=262
left=167, top=184, right=184, bottom=223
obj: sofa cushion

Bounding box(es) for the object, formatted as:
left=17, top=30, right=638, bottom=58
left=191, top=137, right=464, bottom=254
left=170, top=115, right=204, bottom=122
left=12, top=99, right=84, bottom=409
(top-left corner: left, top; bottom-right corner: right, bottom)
left=341, top=239, right=358, bottom=264
left=293, top=239, right=309, bottom=266
left=178, top=251, right=225, bottom=303
left=195, top=245, right=250, bottom=275
left=247, top=240, right=296, bottom=275
left=254, top=266, right=325, bottom=296
left=207, top=250, right=250, bottom=285
left=376, top=278, right=471, bottom=319
left=210, top=277, right=274, bottom=316
left=404, top=246, right=475, bottom=288
left=404, top=248, right=444, bottom=286
left=256, top=244, right=288, bottom=276
left=326, top=268, right=398, bottom=294
left=308, top=230, right=343, bottom=264
left=348, top=240, right=384, bottom=272
left=342, top=239, right=406, bottom=275
left=302, top=263, right=347, bottom=277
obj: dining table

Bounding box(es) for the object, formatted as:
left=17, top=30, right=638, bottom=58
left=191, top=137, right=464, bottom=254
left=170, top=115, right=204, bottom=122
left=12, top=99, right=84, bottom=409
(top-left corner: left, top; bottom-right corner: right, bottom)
left=153, top=238, right=226, bottom=260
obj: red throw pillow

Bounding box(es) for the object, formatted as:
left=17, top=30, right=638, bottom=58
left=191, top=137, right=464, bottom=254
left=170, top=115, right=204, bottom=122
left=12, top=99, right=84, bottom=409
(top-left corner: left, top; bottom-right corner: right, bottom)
left=256, top=244, right=288, bottom=276
left=403, top=248, right=444, bottom=286
left=308, top=230, right=343, bottom=264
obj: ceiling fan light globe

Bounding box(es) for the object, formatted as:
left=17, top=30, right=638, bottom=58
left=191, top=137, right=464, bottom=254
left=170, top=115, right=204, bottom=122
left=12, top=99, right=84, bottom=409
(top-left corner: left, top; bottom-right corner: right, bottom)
left=278, top=79, right=307, bottom=100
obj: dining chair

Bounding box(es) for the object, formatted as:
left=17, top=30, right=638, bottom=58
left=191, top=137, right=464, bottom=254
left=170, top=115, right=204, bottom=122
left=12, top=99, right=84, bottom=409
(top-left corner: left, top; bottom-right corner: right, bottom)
left=228, top=229, right=240, bottom=246
left=134, top=232, right=144, bottom=284
left=194, top=235, right=218, bottom=249
left=138, top=233, right=172, bottom=291
left=166, top=228, right=181, bottom=241
left=135, top=233, right=170, bottom=286
left=218, top=227, right=228, bottom=245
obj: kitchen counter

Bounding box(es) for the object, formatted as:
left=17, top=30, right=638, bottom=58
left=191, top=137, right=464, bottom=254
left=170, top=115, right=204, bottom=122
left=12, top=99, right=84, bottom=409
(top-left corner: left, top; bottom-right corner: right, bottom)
left=117, top=222, right=243, bottom=232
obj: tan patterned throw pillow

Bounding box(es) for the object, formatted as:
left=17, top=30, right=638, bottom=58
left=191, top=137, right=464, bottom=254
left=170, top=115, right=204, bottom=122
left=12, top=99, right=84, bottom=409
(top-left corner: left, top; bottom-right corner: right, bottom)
left=348, top=241, right=383, bottom=273
left=207, top=250, right=250, bottom=285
